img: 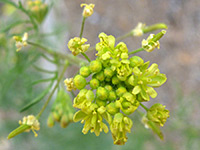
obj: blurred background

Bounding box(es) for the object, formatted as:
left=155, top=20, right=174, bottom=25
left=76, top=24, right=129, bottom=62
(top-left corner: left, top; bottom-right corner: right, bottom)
left=0, top=0, right=200, bottom=150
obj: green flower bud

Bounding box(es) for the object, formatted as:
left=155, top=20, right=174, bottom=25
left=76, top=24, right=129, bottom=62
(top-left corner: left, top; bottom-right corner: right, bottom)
left=112, top=76, right=120, bottom=85
left=73, top=75, right=87, bottom=90
left=121, top=53, right=128, bottom=59
left=96, top=87, right=108, bottom=101
left=47, top=113, right=55, bottom=128
left=108, top=91, right=117, bottom=101
left=122, top=92, right=136, bottom=103
left=95, top=71, right=105, bottom=81
left=129, top=56, right=144, bottom=67
left=147, top=103, right=170, bottom=127
left=86, top=90, right=95, bottom=101
left=106, top=102, right=119, bottom=115
left=96, top=99, right=107, bottom=106
left=89, top=78, right=100, bottom=89
left=60, top=114, right=69, bottom=128
left=89, top=60, right=102, bottom=73
left=104, top=85, right=113, bottom=91
left=52, top=111, right=60, bottom=122
left=116, top=86, right=127, bottom=97
left=104, top=67, right=114, bottom=78
left=80, top=66, right=91, bottom=77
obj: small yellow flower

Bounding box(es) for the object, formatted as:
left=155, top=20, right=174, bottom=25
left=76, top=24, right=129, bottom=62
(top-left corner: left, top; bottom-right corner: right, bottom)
left=13, top=32, right=28, bottom=52
left=80, top=3, right=95, bottom=18
left=64, top=78, right=76, bottom=91
left=132, top=22, right=145, bottom=36
left=19, top=115, right=40, bottom=137
left=142, top=34, right=160, bottom=52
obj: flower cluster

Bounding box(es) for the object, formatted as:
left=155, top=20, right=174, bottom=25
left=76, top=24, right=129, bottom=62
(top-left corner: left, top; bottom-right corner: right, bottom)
left=27, top=0, right=48, bottom=23
left=67, top=37, right=90, bottom=56
left=47, top=89, right=74, bottom=128
left=19, top=115, right=40, bottom=137
left=66, top=32, right=169, bottom=145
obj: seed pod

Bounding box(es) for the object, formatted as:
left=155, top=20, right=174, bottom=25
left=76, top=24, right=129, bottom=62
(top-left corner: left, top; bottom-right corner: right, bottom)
left=80, top=66, right=91, bottom=77
left=89, top=78, right=100, bottom=89
left=89, top=60, right=102, bottom=73
left=96, top=87, right=108, bottom=101
left=73, top=75, right=87, bottom=90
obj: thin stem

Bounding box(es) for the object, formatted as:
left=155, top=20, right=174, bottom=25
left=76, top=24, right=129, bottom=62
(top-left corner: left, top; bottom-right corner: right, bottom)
left=32, top=65, right=57, bottom=74
left=37, top=64, right=68, bottom=119
left=116, top=32, right=133, bottom=42
left=79, top=17, right=86, bottom=38
left=81, top=52, right=91, bottom=62
left=28, top=41, right=87, bottom=66
left=140, top=103, right=148, bottom=111
left=128, top=47, right=144, bottom=55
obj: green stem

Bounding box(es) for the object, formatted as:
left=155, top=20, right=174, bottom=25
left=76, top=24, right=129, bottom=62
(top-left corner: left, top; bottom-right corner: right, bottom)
left=116, top=32, right=133, bottom=42
left=28, top=41, right=87, bottom=66
left=128, top=47, right=144, bottom=55
left=37, top=64, right=68, bottom=119
left=79, top=17, right=86, bottom=38
left=81, top=52, right=91, bottom=62
left=140, top=103, right=148, bottom=111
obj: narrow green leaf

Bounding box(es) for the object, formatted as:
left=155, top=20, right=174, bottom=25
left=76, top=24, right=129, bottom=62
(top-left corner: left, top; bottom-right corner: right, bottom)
left=20, top=82, right=53, bottom=112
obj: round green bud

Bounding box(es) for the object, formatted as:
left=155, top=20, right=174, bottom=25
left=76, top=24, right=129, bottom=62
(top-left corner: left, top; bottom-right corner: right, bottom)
left=121, top=101, right=132, bottom=108
left=96, top=99, right=107, bottom=106
left=108, top=91, right=117, bottom=101
left=80, top=66, right=91, bottom=77
left=105, top=77, right=111, bottom=82
left=86, top=90, right=95, bottom=101
left=73, top=75, right=87, bottom=90
left=106, top=102, right=119, bottom=115
left=89, top=60, right=102, bottom=73
left=104, top=67, right=114, bottom=78
left=96, top=87, right=108, bottom=101
left=89, top=78, right=100, bottom=89
left=104, top=85, right=113, bottom=91
left=122, top=92, right=135, bottom=103
left=121, top=53, right=128, bottom=59
left=95, top=71, right=105, bottom=81
left=116, top=86, right=127, bottom=97
left=112, top=76, right=120, bottom=85
left=130, top=56, right=144, bottom=67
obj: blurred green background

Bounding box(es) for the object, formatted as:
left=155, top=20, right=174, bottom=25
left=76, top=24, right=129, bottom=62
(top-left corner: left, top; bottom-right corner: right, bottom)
left=0, top=0, right=200, bottom=150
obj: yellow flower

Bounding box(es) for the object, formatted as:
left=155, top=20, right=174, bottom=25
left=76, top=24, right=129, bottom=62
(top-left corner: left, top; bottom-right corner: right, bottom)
left=80, top=3, right=95, bottom=18
left=13, top=32, right=28, bottom=52
left=142, top=34, right=160, bottom=52
left=132, top=22, right=145, bottom=36
left=19, top=115, right=40, bottom=137
left=64, top=78, right=76, bottom=91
